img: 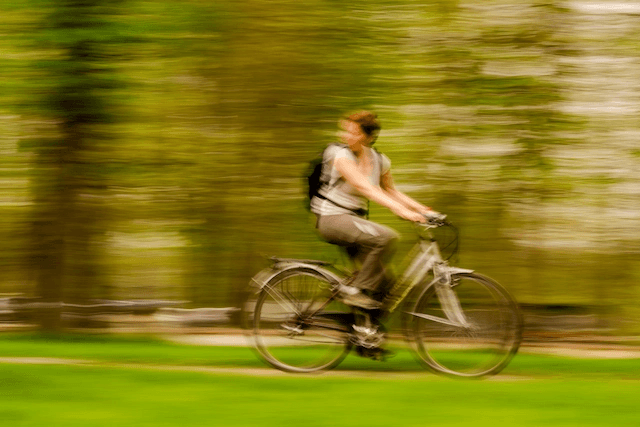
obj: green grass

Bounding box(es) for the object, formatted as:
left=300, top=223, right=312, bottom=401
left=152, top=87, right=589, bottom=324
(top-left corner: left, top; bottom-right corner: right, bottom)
left=1, top=333, right=640, bottom=378
left=1, top=334, right=640, bottom=426
left=1, top=357, right=639, bottom=427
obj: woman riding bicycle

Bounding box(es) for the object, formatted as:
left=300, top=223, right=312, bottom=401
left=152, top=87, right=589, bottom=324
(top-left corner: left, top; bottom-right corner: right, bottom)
left=311, top=111, right=436, bottom=310
left=248, top=124, right=521, bottom=371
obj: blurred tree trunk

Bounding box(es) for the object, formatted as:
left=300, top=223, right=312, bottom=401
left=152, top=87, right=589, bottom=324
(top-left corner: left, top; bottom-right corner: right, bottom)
left=184, top=0, right=388, bottom=312
left=29, top=0, right=117, bottom=331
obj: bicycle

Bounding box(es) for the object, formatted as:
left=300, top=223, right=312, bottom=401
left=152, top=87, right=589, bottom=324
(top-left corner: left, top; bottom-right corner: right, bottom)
left=242, top=213, right=523, bottom=378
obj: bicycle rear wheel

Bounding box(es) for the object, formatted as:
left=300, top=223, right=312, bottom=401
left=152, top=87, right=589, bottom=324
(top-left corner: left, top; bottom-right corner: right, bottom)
left=252, top=268, right=353, bottom=373
left=408, top=272, right=523, bottom=378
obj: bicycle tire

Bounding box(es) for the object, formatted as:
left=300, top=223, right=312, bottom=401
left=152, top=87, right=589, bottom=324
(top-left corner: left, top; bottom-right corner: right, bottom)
left=408, top=272, right=523, bottom=378
left=251, top=267, right=353, bottom=373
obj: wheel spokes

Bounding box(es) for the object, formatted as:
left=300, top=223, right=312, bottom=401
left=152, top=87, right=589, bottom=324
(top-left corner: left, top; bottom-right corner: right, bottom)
left=263, top=286, right=302, bottom=316
left=411, top=273, right=522, bottom=377
left=253, top=270, right=352, bottom=372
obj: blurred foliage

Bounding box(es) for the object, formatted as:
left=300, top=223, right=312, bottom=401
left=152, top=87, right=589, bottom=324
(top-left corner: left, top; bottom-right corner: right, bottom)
left=1, top=0, right=640, bottom=331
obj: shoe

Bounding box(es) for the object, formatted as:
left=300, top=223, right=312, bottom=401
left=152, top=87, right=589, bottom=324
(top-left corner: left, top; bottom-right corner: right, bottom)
left=351, top=323, right=385, bottom=347
left=338, top=285, right=382, bottom=310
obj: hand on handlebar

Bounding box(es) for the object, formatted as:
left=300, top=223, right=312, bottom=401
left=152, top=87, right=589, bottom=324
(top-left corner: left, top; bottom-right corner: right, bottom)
left=423, top=210, right=447, bottom=224
left=415, top=206, right=446, bottom=222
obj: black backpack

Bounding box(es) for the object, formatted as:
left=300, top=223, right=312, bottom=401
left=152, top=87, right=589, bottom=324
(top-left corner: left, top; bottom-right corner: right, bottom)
left=304, top=143, right=382, bottom=216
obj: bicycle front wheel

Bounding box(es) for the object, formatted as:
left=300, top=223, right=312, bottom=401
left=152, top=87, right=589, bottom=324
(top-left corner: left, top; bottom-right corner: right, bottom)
left=408, top=272, right=523, bottom=378
left=252, top=268, right=353, bottom=373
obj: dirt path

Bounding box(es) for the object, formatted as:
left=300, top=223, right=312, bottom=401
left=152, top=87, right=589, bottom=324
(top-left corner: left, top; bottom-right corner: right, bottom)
left=1, top=335, right=638, bottom=381
left=1, top=331, right=638, bottom=380
left=165, top=334, right=640, bottom=359
left=0, top=356, right=536, bottom=381
left=0, top=357, right=293, bottom=377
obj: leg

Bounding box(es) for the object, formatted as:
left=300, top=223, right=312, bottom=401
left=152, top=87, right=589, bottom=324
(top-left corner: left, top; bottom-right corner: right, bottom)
left=317, top=214, right=399, bottom=293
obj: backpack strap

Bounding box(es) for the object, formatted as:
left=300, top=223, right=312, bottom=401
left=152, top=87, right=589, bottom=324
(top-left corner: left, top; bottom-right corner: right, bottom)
left=315, top=193, right=369, bottom=217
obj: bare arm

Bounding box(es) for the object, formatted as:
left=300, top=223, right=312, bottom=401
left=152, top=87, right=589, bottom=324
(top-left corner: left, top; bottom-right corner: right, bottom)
left=381, top=170, right=433, bottom=215
left=334, top=157, right=425, bottom=222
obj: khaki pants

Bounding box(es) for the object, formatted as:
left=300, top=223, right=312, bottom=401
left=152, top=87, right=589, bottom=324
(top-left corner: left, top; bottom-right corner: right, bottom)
left=316, top=214, right=399, bottom=293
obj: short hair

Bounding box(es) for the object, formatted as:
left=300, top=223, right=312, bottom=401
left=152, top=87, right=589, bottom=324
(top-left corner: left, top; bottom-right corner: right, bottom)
left=346, top=111, right=381, bottom=138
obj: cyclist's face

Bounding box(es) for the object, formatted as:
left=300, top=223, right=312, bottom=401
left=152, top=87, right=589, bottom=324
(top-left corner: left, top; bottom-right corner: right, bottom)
left=339, top=120, right=371, bottom=149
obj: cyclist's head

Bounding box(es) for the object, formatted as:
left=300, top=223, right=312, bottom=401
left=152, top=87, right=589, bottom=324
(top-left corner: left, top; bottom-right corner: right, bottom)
left=344, top=111, right=380, bottom=146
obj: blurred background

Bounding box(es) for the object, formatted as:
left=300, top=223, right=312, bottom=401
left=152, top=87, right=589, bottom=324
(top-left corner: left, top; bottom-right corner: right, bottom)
left=1, top=0, right=639, bottom=337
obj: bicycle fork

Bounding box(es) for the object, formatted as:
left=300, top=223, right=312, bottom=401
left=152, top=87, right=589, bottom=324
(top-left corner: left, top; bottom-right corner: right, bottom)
left=434, top=278, right=470, bottom=329
left=408, top=265, right=474, bottom=330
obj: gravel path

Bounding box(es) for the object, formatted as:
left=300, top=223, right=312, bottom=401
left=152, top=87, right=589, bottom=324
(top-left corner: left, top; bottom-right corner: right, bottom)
left=1, top=332, right=638, bottom=380
left=165, top=334, right=640, bottom=359
left=0, top=356, right=536, bottom=381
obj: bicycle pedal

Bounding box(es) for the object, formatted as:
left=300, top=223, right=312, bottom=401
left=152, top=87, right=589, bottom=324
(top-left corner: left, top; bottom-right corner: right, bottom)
left=281, top=323, right=304, bottom=335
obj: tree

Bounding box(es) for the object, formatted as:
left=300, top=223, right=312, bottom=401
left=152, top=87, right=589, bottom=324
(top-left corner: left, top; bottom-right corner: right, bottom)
left=26, top=0, right=120, bottom=331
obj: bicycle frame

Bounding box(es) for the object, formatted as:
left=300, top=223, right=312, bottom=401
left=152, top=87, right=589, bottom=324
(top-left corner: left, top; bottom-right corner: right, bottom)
left=385, top=226, right=473, bottom=315
left=249, top=223, right=474, bottom=327
left=247, top=219, right=523, bottom=376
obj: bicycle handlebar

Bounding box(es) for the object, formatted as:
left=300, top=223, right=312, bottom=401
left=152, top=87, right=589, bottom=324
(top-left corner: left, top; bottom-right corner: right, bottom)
left=414, top=212, right=459, bottom=260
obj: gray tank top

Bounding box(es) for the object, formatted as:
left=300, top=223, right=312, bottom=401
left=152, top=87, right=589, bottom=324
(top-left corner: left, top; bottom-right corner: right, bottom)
left=310, top=145, right=391, bottom=216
